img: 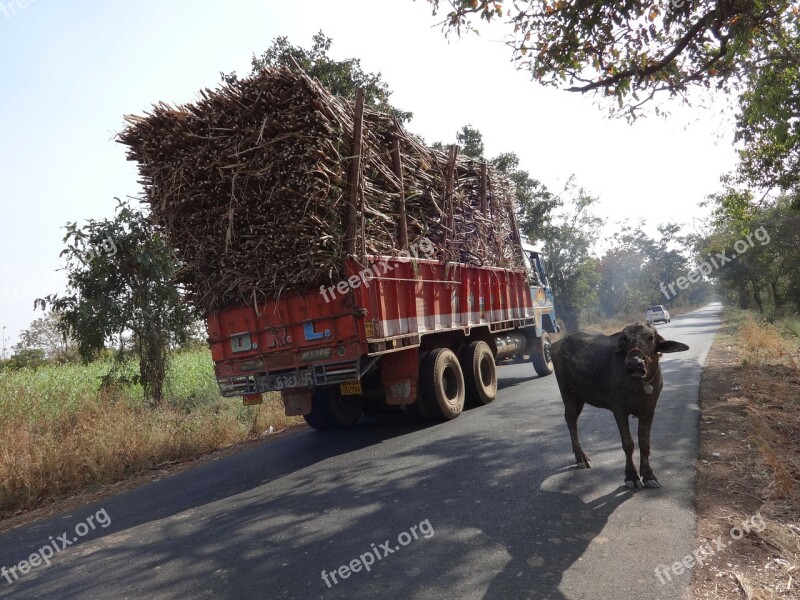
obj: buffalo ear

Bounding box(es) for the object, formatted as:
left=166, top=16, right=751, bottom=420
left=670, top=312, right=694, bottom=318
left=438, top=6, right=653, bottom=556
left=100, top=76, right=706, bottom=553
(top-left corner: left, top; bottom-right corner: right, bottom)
left=656, top=340, right=689, bottom=353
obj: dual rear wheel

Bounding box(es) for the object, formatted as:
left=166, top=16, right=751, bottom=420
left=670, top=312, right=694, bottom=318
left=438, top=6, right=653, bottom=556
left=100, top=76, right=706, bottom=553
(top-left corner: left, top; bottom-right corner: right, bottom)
left=411, top=341, right=498, bottom=423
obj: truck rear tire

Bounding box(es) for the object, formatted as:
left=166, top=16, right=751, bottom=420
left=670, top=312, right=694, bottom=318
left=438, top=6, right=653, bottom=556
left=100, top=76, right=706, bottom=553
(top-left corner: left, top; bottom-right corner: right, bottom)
left=304, top=388, right=337, bottom=430
left=461, top=341, right=497, bottom=406
left=328, top=391, right=363, bottom=428
left=419, top=348, right=465, bottom=421
left=531, top=332, right=554, bottom=377
left=304, top=387, right=363, bottom=430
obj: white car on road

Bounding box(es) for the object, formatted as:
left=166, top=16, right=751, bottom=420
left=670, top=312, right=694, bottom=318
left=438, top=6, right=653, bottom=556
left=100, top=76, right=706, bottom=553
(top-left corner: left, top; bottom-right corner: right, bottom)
left=646, top=305, right=671, bottom=325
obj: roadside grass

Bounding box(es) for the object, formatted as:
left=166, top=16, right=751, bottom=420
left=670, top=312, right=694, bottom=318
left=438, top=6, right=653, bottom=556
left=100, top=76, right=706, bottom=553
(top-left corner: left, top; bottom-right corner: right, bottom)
left=693, top=307, right=800, bottom=600
left=0, top=349, right=301, bottom=517
left=735, top=308, right=800, bottom=501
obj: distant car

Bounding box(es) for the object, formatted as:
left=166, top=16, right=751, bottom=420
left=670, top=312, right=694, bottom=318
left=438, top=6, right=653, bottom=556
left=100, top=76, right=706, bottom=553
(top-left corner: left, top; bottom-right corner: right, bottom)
left=645, top=305, right=671, bottom=325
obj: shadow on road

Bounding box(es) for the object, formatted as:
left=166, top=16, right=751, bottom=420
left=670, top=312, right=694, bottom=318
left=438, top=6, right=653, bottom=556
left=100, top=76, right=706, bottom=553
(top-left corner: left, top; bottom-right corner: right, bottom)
left=0, top=414, right=641, bottom=599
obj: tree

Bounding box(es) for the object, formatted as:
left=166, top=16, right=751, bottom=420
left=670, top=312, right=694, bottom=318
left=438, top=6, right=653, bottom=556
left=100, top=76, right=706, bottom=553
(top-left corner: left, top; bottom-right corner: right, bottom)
left=224, top=31, right=412, bottom=123
left=456, top=124, right=485, bottom=159
left=426, top=0, right=798, bottom=119
left=537, top=177, right=604, bottom=330
left=597, top=223, right=691, bottom=314
left=698, top=188, right=800, bottom=313
left=35, top=198, right=195, bottom=405
left=734, top=19, right=800, bottom=194
left=12, top=312, right=76, bottom=362
left=492, top=151, right=559, bottom=242
left=4, top=349, right=47, bottom=371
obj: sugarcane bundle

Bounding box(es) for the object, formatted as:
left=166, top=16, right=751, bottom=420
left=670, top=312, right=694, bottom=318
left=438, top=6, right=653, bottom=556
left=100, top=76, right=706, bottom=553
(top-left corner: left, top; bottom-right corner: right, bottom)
left=118, top=66, right=523, bottom=313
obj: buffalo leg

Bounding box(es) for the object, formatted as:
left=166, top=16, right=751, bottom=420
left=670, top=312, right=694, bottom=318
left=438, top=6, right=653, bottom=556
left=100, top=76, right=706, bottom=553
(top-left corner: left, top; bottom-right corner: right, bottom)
left=638, top=414, right=661, bottom=488
left=565, top=397, right=591, bottom=468
left=613, top=411, right=641, bottom=488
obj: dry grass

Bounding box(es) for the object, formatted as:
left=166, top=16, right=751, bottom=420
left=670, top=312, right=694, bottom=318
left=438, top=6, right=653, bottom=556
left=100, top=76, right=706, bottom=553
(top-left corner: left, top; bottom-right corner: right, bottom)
left=740, top=318, right=794, bottom=363
left=747, top=408, right=797, bottom=500
left=738, top=313, right=800, bottom=501
left=0, top=350, right=301, bottom=517
left=693, top=308, right=800, bottom=599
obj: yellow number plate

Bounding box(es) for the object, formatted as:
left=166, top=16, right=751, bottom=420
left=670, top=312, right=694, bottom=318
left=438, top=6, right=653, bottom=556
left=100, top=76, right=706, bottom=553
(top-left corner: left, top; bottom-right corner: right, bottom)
left=243, top=393, right=263, bottom=406
left=339, top=381, right=363, bottom=396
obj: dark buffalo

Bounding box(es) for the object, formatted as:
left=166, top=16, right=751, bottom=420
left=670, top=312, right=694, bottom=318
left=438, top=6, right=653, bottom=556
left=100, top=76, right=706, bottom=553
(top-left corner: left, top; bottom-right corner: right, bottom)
left=552, top=323, right=689, bottom=488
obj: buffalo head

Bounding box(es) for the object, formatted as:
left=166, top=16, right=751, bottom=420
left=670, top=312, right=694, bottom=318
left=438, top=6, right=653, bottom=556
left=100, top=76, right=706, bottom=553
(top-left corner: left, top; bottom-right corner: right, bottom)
left=616, top=323, right=689, bottom=379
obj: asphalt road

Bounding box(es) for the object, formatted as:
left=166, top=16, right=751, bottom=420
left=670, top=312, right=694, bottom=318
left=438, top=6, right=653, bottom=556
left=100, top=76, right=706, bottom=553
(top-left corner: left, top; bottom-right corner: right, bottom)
left=0, top=303, right=722, bottom=600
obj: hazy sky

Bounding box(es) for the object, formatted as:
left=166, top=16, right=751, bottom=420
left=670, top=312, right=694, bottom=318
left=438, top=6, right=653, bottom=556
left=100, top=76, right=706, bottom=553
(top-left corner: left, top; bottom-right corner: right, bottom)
left=0, top=0, right=739, bottom=349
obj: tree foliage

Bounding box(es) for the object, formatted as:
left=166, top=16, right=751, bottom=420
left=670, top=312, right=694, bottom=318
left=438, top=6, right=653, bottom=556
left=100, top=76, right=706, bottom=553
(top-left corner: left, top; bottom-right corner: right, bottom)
left=735, top=19, right=800, bottom=194
left=456, top=124, right=486, bottom=158
left=425, top=0, right=800, bottom=252
left=2, top=349, right=47, bottom=371
left=492, top=151, right=559, bottom=242
left=597, top=223, right=693, bottom=315
left=223, top=31, right=412, bottom=123
left=12, top=312, right=76, bottom=362
left=35, top=199, right=195, bottom=404
left=537, top=178, right=604, bottom=330
left=427, top=0, right=798, bottom=119
left=697, top=189, right=800, bottom=313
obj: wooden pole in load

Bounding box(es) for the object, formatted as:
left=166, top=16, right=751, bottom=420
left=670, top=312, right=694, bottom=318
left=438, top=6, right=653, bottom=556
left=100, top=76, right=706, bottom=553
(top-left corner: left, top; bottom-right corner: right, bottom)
left=506, top=190, right=523, bottom=264
left=345, top=89, right=365, bottom=256
left=445, top=145, right=457, bottom=242
left=479, top=162, right=488, bottom=216
left=391, top=137, right=409, bottom=251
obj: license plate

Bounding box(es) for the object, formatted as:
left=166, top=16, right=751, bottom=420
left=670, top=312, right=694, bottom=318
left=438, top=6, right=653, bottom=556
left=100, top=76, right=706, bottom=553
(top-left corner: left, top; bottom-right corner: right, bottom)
left=243, top=393, right=263, bottom=406
left=339, top=381, right=363, bottom=396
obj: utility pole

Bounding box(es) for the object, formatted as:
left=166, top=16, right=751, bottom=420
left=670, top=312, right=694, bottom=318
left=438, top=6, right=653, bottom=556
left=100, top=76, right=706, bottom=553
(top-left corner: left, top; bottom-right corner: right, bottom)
left=1, top=326, right=6, bottom=361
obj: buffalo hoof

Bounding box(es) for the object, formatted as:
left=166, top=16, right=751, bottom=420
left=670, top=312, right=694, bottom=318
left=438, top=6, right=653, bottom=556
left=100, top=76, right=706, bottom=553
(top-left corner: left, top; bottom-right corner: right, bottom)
left=625, top=478, right=643, bottom=489
left=643, top=479, right=662, bottom=488
left=576, top=452, right=591, bottom=468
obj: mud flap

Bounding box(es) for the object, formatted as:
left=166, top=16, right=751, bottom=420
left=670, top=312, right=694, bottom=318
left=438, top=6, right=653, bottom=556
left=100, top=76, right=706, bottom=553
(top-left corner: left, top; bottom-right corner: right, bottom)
left=380, top=348, right=419, bottom=405
left=281, top=389, right=313, bottom=416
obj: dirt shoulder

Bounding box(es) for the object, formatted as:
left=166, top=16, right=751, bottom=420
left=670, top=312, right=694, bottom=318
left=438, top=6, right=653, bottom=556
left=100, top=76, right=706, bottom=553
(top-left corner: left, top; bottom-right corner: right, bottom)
left=693, top=311, right=800, bottom=599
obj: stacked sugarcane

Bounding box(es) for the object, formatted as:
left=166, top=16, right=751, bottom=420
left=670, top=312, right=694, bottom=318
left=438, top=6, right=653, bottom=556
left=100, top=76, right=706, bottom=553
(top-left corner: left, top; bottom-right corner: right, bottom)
left=118, top=66, right=523, bottom=314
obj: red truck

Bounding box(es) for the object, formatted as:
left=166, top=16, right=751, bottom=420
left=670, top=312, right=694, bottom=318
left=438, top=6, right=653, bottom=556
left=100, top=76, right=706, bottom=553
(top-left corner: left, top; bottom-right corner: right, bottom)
left=208, top=245, right=558, bottom=429
left=203, top=90, right=558, bottom=429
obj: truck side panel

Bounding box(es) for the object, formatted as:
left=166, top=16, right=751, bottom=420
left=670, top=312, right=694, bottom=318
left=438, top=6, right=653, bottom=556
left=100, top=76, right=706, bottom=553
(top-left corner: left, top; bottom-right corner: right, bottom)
left=351, top=257, right=536, bottom=347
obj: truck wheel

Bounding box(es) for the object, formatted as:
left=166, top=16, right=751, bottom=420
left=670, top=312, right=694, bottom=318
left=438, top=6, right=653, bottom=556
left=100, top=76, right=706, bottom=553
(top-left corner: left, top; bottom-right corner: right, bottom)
left=461, top=341, right=497, bottom=406
left=420, top=348, right=465, bottom=421
left=304, top=387, right=363, bottom=429
left=328, top=391, right=364, bottom=428
left=304, top=388, right=337, bottom=431
left=531, top=332, right=554, bottom=377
